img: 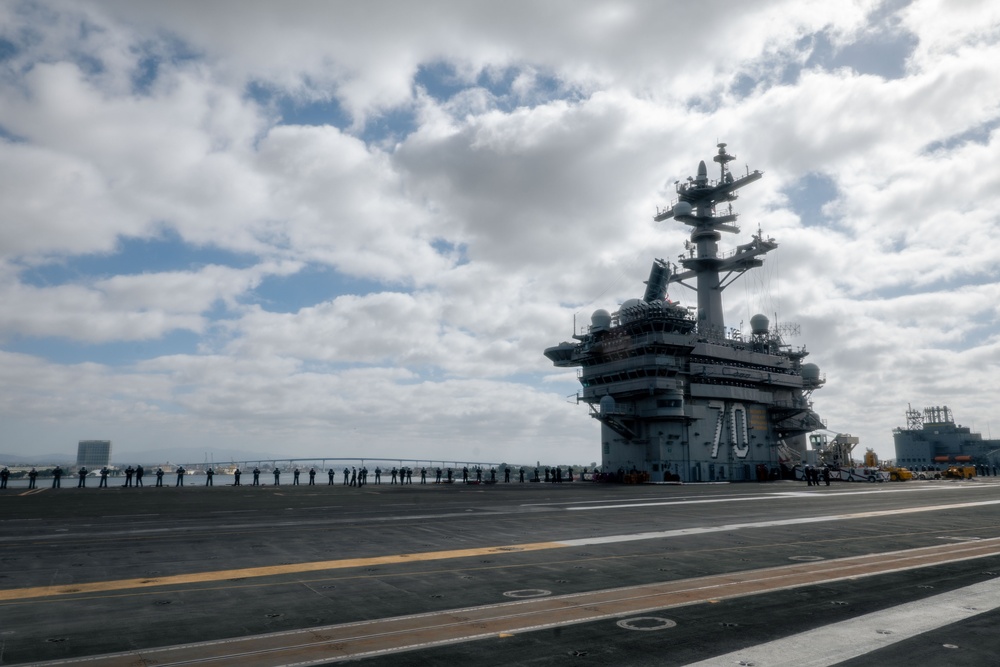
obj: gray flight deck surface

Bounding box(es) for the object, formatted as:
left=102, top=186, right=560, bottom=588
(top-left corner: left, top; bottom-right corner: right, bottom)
left=3, top=479, right=1000, bottom=665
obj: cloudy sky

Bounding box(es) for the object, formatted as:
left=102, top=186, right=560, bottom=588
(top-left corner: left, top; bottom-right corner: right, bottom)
left=1, top=0, right=998, bottom=465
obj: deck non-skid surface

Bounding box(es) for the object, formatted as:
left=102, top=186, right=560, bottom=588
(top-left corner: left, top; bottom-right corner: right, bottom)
left=4, top=480, right=1000, bottom=666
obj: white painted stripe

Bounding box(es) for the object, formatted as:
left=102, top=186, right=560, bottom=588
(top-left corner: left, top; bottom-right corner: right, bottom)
left=567, top=484, right=989, bottom=511
left=564, top=495, right=778, bottom=511
left=522, top=483, right=976, bottom=509
left=683, top=576, right=1000, bottom=666
left=558, top=498, right=1000, bottom=547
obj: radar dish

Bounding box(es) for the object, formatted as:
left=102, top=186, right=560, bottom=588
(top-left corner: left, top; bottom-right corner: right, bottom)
left=591, top=309, right=612, bottom=330
left=750, top=314, right=769, bottom=335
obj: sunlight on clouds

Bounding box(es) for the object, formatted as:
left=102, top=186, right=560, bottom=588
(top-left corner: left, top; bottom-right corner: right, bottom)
left=1, top=0, right=998, bottom=463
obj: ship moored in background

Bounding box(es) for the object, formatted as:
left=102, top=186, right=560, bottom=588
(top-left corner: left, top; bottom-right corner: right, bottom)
left=894, top=405, right=1000, bottom=473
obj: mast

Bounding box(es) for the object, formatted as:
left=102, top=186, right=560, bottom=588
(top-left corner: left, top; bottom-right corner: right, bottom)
left=654, top=143, right=775, bottom=335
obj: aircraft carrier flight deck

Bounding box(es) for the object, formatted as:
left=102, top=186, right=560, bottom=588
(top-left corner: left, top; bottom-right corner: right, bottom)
left=3, top=478, right=1000, bottom=666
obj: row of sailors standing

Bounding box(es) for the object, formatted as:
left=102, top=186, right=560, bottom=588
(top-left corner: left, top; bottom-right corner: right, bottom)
left=2, top=465, right=164, bottom=488
left=2, top=464, right=586, bottom=489
left=342, top=465, right=579, bottom=485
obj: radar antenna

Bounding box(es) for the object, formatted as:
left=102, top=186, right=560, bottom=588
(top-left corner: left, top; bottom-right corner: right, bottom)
left=652, top=143, right=771, bottom=332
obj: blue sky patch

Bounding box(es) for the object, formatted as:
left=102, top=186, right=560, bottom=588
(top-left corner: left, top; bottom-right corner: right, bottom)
left=414, top=62, right=469, bottom=102
left=246, top=80, right=352, bottom=130
left=128, top=35, right=203, bottom=95
left=18, top=230, right=257, bottom=287
left=0, top=124, right=26, bottom=142
left=0, top=37, right=17, bottom=61
left=360, top=105, right=417, bottom=145
left=783, top=172, right=839, bottom=226
left=415, top=61, right=567, bottom=112
left=960, top=312, right=1000, bottom=351
left=825, top=32, right=916, bottom=80
left=431, top=238, right=468, bottom=266
left=283, top=95, right=351, bottom=130
left=729, top=73, right=757, bottom=99
left=871, top=271, right=998, bottom=302
left=248, top=264, right=389, bottom=313
left=5, top=329, right=202, bottom=366
left=803, top=24, right=916, bottom=80
left=130, top=52, right=159, bottom=94
left=70, top=50, right=104, bottom=77
left=7, top=1, right=53, bottom=53
left=923, top=117, right=1000, bottom=154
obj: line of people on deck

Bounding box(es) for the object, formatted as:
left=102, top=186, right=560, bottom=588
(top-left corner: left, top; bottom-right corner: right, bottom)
left=1, top=463, right=588, bottom=489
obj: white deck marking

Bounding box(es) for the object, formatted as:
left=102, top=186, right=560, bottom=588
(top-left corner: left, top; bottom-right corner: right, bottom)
left=566, top=484, right=989, bottom=511
left=683, top=576, right=1000, bottom=666
left=25, top=542, right=1000, bottom=666
left=559, top=498, right=1000, bottom=546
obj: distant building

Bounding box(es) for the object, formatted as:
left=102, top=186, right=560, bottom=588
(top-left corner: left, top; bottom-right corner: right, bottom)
left=893, top=405, right=1000, bottom=469
left=77, top=440, right=112, bottom=468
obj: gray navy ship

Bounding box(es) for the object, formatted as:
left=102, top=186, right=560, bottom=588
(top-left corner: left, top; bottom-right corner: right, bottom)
left=545, top=144, right=825, bottom=482
left=894, top=404, right=1000, bottom=470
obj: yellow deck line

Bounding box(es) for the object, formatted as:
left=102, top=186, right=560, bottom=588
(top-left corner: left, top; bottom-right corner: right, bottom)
left=0, top=541, right=566, bottom=601
left=8, top=497, right=1000, bottom=603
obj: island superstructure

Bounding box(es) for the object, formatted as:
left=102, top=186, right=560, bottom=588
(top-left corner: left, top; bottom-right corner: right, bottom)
left=545, top=144, right=825, bottom=482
